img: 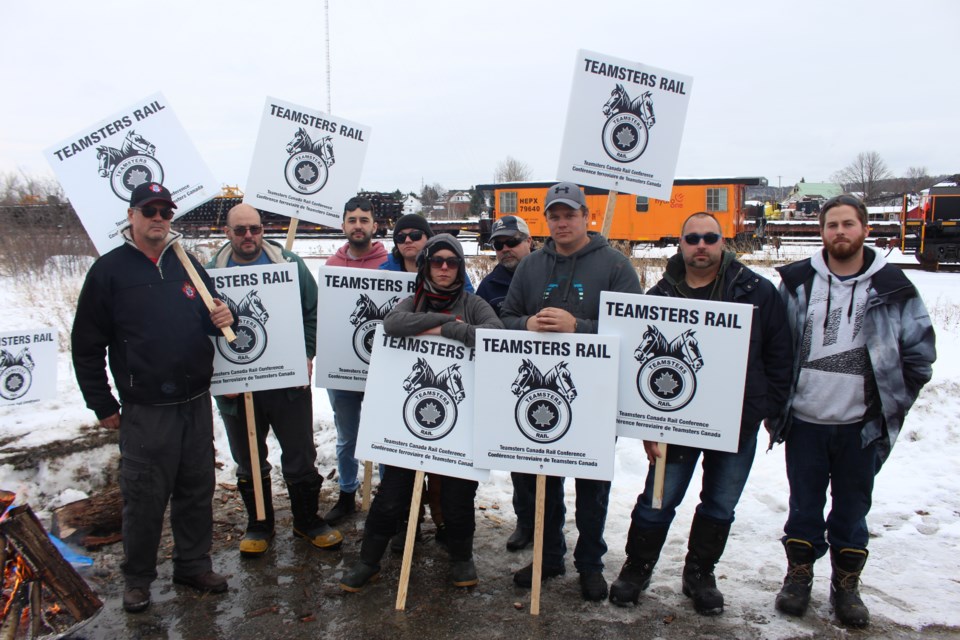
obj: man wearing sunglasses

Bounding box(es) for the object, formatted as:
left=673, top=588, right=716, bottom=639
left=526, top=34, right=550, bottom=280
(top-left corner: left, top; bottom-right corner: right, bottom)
left=208, top=203, right=343, bottom=557
left=501, top=182, right=642, bottom=602
left=476, top=215, right=536, bottom=552
left=768, top=195, right=935, bottom=627
left=323, top=197, right=388, bottom=525
left=72, top=182, right=236, bottom=613
left=608, top=212, right=792, bottom=616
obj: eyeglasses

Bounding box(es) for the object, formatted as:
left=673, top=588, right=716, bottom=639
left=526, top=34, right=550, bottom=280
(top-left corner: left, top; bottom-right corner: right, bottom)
left=229, top=225, right=263, bottom=236
left=395, top=230, right=425, bottom=243
left=428, top=256, right=461, bottom=269
left=344, top=197, right=373, bottom=212
left=491, top=236, right=525, bottom=251
left=137, top=205, right=175, bottom=221
left=683, top=232, right=721, bottom=245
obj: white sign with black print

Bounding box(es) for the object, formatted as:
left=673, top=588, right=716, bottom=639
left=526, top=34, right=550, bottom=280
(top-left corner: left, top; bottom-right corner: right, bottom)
left=599, top=291, right=752, bottom=452
left=243, top=97, right=371, bottom=228
left=556, top=49, right=693, bottom=201
left=356, top=326, right=489, bottom=482
left=208, top=264, right=307, bottom=395
left=472, top=329, right=620, bottom=481
left=314, top=267, right=417, bottom=392
left=44, top=92, right=218, bottom=255
left=0, top=328, right=57, bottom=407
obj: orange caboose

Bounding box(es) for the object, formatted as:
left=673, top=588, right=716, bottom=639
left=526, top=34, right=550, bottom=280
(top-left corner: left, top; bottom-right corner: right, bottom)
left=475, top=177, right=767, bottom=246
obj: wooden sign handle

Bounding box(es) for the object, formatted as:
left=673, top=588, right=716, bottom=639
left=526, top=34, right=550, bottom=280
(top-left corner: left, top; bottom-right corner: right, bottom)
left=285, top=218, right=299, bottom=251
left=599, top=190, right=618, bottom=239
left=244, top=392, right=266, bottom=520
left=395, top=469, right=425, bottom=611
left=171, top=242, right=236, bottom=342
left=652, top=443, right=668, bottom=510
left=530, top=473, right=546, bottom=616
left=361, top=461, right=373, bottom=511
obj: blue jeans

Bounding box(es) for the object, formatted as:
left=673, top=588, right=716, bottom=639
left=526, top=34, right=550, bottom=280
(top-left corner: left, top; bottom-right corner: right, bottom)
left=783, top=418, right=880, bottom=558
left=327, top=389, right=364, bottom=493
left=630, top=423, right=759, bottom=530
left=514, top=474, right=610, bottom=573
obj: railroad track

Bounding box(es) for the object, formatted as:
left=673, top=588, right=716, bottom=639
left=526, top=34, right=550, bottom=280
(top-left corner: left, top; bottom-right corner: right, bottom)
left=896, top=262, right=960, bottom=273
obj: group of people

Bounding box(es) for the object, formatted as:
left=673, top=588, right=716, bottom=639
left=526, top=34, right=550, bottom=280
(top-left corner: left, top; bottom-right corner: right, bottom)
left=72, top=182, right=935, bottom=629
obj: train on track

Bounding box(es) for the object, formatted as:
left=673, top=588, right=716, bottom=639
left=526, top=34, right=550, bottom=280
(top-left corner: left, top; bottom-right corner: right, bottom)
left=896, top=178, right=960, bottom=269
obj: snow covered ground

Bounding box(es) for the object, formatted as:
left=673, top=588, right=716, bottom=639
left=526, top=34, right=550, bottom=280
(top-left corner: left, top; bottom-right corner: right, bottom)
left=1, top=238, right=958, bottom=637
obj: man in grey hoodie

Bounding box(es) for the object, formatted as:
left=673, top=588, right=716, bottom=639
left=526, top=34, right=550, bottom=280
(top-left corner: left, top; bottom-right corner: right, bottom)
left=500, top=181, right=642, bottom=602
left=768, top=194, right=936, bottom=628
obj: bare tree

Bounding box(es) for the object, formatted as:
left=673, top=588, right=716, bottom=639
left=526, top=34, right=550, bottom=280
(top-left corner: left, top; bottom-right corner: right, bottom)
left=0, top=171, right=65, bottom=205
left=419, top=183, right=446, bottom=211
left=494, top=156, right=532, bottom=183
left=833, top=151, right=893, bottom=201
left=903, top=166, right=935, bottom=193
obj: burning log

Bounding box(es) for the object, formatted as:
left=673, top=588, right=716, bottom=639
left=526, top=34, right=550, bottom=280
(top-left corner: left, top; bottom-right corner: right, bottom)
left=0, top=503, right=102, bottom=638
left=50, top=487, right=123, bottom=549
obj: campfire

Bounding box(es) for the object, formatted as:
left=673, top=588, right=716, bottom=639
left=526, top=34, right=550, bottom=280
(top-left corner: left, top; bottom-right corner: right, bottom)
left=0, top=490, right=102, bottom=638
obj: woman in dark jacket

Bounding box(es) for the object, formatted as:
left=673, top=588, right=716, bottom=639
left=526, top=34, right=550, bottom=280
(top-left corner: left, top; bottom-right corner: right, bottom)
left=340, top=234, right=503, bottom=592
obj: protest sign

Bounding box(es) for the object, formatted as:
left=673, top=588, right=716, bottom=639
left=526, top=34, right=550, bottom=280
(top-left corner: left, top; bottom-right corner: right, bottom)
left=599, top=291, right=752, bottom=452
left=208, top=264, right=308, bottom=395
left=315, top=266, right=416, bottom=392
left=356, top=326, right=488, bottom=482
left=0, top=328, right=57, bottom=407
left=557, top=49, right=693, bottom=201
left=473, top=329, right=619, bottom=481
left=45, top=92, right=218, bottom=255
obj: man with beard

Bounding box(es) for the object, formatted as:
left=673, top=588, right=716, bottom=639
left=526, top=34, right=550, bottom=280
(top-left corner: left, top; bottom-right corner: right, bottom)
left=476, top=215, right=535, bottom=551
left=608, top=211, right=792, bottom=615
left=209, top=204, right=344, bottom=556
left=323, top=197, right=388, bottom=523
left=768, top=195, right=935, bottom=628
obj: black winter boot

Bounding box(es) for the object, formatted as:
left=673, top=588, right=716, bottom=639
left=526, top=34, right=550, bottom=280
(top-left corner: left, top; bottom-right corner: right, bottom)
left=237, top=477, right=275, bottom=558
left=681, top=514, right=731, bottom=616
left=323, top=489, right=357, bottom=524
left=287, top=477, right=343, bottom=550
left=830, top=547, right=870, bottom=628
left=446, top=536, right=478, bottom=587
left=775, top=538, right=816, bottom=617
left=609, top=525, right=669, bottom=606
left=340, top=533, right=391, bottom=592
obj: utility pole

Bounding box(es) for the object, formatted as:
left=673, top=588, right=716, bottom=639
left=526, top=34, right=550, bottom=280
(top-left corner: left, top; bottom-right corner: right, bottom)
left=325, top=0, right=332, bottom=113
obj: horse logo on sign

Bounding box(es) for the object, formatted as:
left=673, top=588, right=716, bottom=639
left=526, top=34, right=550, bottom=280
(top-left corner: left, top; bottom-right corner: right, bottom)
left=634, top=325, right=704, bottom=411
left=0, top=348, right=35, bottom=401
left=284, top=127, right=335, bottom=195
left=511, top=359, right=578, bottom=444
left=401, top=358, right=465, bottom=441
left=600, top=84, right=656, bottom=163
left=96, top=130, right=165, bottom=201
left=349, top=294, right=399, bottom=364
left=216, top=291, right=270, bottom=364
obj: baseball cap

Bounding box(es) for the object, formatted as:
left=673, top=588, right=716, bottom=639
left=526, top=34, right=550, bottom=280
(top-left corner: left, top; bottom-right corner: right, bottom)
left=130, top=182, right=177, bottom=209
left=489, top=215, right=530, bottom=239
left=544, top=182, right=585, bottom=211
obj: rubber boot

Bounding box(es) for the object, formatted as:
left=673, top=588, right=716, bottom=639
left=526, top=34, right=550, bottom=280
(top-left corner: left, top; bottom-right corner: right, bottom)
left=681, top=514, right=730, bottom=616
left=237, top=477, right=275, bottom=558
left=340, top=533, right=391, bottom=592
left=323, top=489, right=357, bottom=525
left=447, top=536, right=478, bottom=587
left=609, top=524, right=669, bottom=606
left=287, top=477, right=344, bottom=550
left=830, top=547, right=870, bottom=628
left=775, top=539, right=816, bottom=616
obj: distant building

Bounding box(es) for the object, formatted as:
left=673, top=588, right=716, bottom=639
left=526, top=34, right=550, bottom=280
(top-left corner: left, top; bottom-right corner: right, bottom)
left=783, top=181, right=844, bottom=217
left=402, top=193, right=422, bottom=215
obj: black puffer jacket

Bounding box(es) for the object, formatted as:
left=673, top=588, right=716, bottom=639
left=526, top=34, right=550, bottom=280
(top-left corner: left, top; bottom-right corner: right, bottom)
left=72, top=232, right=222, bottom=418
left=648, top=251, right=793, bottom=430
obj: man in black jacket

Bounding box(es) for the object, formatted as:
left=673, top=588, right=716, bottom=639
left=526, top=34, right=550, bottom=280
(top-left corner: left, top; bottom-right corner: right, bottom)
left=608, top=212, right=792, bottom=615
left=72, top=182, right=234, bottom=614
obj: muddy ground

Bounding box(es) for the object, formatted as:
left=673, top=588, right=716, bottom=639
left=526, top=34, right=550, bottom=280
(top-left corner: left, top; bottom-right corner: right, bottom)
left=63, top=483, right=958, bottom=640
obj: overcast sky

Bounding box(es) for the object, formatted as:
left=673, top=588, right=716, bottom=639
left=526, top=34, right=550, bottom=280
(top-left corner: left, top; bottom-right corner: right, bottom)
left=2, top=0, right=957, bottom=196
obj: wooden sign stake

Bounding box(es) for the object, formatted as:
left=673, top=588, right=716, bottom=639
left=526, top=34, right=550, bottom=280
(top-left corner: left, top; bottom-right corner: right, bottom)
left=171, top=241, right=236, bottom=342
left=243, top=392, right=266, bottom=520
left=284, top=218, right=300, bottom=251
left=395, top=469, right=425, bottom=611
left=652, top=444, right=668, bottom=510
left=599, top=190, right=618, bottom=240
left=361, top=461, right=373, bottom=511
left=530, top=473, right=547, bottom=616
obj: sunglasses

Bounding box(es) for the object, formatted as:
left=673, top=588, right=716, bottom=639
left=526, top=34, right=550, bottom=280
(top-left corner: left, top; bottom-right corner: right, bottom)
left=138, top=205, right=175, bottom=220
left=345, top=198, right=372, bottom=212
left=395, top=230, right=425, bottom=243
left=491, top=236, right=525, bottom=251
left=683, top=232, right=721, bottom=245
left=428, top=256, right=461, bottom=269
left=229, top=225, right=264, bottom=236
